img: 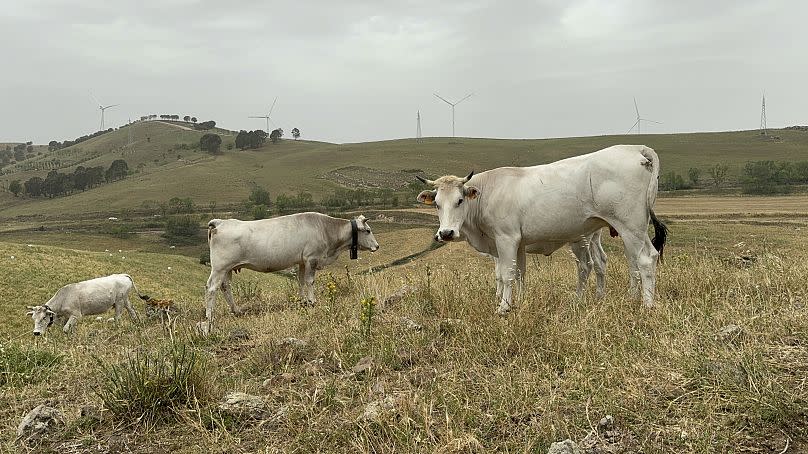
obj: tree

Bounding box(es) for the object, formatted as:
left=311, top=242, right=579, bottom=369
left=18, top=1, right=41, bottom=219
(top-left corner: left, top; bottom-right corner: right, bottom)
left=191, top=117, right=197, bottom=123
left=183, top=115, right=190, bottom=122
left=741, top=160, right=790, bottom=194
left=708, top=163, right=729, bottom=189
left=270, top=128, right=283, bottom=143
left=48, top=140, right=60, bottom=151
left=291, top=128, right=300, bottom=140
left=248, top=186, right=271, bottom=206
left=660, top=171, right=686, bottom=191
left=105, top=159, right=129, bottom=182
left=72, top=166, right=88, bottom=191
left=24, top=177, right=44, bottom=197
left=687, top=167, right=701, bottom=186
left=194, top=120, right=216, bottom=130
left=235, top=130, right=268, bottom=150
left=8, top=180, right=21, bottom=196
left=26, top=145, right=34, bottom=154
left=200, top=133, right=222, bottom=154
left=85, top=166, right=105, bottom=188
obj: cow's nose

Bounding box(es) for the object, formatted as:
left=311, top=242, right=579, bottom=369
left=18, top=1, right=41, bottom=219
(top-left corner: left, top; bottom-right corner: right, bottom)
left=439, top=229, right=455, bottom=241
left=33, top=332, right=41, bottom=336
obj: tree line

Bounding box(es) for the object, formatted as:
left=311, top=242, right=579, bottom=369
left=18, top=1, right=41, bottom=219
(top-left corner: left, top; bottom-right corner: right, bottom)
left=659, top=160, right=808, bottom=194
left=8, top=159, right=130, bottom=198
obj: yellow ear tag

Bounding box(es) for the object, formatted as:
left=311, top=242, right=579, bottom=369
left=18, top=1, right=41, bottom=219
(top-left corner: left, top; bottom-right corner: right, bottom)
left=424, top=199, right=434, bottom=205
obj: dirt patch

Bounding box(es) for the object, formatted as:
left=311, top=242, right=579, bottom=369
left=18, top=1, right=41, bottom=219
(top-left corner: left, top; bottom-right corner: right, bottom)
left=324, top=166, right=422, bottom=189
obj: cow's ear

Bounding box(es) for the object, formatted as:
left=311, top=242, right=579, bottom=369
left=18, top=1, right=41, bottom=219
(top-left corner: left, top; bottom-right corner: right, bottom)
left=464, top=186, right=479, bottom=200
left=26, top=311, right=34, bottom=316
left=417, top=190, right=436, bottom=205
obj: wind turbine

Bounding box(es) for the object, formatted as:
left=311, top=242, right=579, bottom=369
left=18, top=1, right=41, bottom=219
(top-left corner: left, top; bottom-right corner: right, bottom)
left=627, top=97, right=661, bottom=134
left=90, top=91, right=119, bottom=131
left=434, top=92, right=473, bottom=137
left=248, top=97, right=278, bottom=133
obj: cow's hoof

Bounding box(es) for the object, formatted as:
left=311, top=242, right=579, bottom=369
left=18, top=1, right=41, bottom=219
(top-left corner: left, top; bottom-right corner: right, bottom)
left=642, top=301, right=656, bottom=309
left=495, top=307, right=511, bottom=317
left=301, top=300, right=316, bottom=308
left=231, top=308, right=244, bottom=316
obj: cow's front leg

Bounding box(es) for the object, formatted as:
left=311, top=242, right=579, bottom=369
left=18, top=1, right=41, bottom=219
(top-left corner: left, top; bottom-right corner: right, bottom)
left=494, top=259, right=503, bottom=300
left=63, top=315, right=79, bottom=333
left=302, top=260, right=317, bottom=306
left=495, top=238, right=520, bottom=315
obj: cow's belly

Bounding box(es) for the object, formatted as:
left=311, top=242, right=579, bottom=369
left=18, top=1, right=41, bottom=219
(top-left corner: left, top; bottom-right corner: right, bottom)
left=520, top=215, right=606, bottom=244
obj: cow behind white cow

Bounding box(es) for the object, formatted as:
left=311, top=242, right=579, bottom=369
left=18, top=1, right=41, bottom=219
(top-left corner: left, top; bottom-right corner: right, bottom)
left=205, top=212, right=379, bottom=323
left=417, top=144, right=668, bottom=313
left=27, top=274, right=148, bottom=335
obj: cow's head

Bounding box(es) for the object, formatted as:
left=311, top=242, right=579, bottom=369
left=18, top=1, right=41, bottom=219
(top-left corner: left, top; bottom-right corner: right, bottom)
left=27, top=305, right=56, bottom=336
left=416, top=171, right=479, bottom=242
left=354, top=215, right=379, bottom=252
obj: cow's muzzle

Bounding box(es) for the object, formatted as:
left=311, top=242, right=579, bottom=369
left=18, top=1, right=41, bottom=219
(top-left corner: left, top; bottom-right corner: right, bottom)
left=437, top=229, right=456, bottom=242
left=33, top=331, right=41, bottom=336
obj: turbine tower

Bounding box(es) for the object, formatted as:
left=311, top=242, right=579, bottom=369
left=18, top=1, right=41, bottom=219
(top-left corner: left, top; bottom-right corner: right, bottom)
left=416, top=110, right=423, bottom=142
left=90, top=91, right=118, bottom=131
left=434, top=92, right=473, bottom=137
left=627, top=97, right=661, bottom=134
left=759, top=93, right=767, bottom=136
left=248, top=97, right=278, bottom=133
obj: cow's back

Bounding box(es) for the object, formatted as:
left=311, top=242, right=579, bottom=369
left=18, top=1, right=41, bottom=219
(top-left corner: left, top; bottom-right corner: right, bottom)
left=57, top=274, right=132, bottom=316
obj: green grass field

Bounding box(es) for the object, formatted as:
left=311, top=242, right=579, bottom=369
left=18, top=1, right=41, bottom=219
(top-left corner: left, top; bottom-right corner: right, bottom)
left=2, top=125, right=808, bottom=219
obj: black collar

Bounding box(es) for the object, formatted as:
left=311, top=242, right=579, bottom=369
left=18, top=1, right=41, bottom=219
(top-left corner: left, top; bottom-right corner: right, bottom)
left=43, top=304, right=55, bottom=327
left=350, top=220, right=358, bottom=260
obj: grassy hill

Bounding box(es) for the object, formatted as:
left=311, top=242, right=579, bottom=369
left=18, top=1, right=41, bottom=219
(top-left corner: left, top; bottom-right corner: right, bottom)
left=2, top=125, right=808, bottom=219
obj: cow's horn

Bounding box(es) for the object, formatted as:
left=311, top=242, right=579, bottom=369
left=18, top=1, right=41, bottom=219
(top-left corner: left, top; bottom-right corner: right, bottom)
left=416, top=175, right=435, bottom=185
left=463, top=170, right=475, bottom=183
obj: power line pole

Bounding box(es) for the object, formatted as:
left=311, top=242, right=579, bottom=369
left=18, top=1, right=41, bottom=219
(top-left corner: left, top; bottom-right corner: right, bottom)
left=759, top=93, right=767, bottom=136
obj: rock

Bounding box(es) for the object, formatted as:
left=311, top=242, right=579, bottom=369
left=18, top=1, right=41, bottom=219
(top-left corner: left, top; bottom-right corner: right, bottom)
left=79, top=405, right=102, bottom=422
left=218, top=392, right=268, bottom=419
left=400, top=317, right=422, bottom=331
left=360, top=396, right=396, bottom=422
left=547, top=439, right=582, bottom=454
left=17, top=404, right=64, bottom=441
left=229, top=328, right=250, bottom=341
left=384, top=285, right=417, bottom=307
left=598, top=415, right=614, bottom=432
left=277, top=337, right=308, bottom=349
left=717, top=324, right=744, bottom=343
left=352, top=355, right=374, bottom=374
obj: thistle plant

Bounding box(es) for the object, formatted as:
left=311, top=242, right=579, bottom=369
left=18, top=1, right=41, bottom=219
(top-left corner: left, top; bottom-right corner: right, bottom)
left=358, top=296, right=376, bottom=338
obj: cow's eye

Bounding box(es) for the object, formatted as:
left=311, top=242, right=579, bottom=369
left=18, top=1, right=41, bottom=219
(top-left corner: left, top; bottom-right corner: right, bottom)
left=457, top=198, right=464, bottom=206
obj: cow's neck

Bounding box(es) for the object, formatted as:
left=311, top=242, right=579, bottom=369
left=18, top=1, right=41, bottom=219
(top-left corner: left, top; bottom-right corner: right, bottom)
left=327, top=219, right=354, bottom=258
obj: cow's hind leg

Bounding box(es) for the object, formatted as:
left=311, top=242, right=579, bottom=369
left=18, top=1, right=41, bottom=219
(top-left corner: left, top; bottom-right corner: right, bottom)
left=570, top=238, right=593, bottom=299
left=301, top=260, right=317, bottom=306
left=205, top=268, right=225, bottom=322
left=590, top=229, right=608, bottom=299
left=619, top=231, right=658, bottom=308
left=221, top=271, right=242, bottom=316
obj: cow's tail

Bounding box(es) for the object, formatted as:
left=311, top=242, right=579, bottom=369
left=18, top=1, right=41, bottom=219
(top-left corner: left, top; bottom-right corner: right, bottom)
left=208, top=219, right=223, bottom=242
left=124, top=274, right=150, bottom=301
left=640, top=146, right=668, bottom=262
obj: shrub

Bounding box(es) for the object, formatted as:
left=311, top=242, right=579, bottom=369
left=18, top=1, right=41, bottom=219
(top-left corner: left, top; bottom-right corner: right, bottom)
left=741, top=160, right=791, bottom=194
left=163, top=216, right=201, bottom=244
left=95, top=343, right=212, bottom=426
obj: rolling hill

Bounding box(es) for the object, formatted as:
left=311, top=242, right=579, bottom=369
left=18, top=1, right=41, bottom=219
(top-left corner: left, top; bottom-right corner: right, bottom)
left=1, top=123, right=807, bottom=219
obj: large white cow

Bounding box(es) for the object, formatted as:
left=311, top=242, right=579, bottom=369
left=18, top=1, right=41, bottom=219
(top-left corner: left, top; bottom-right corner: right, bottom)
left=416, top=144, right=668, bottom=313
left=205, top=213, right=379, bottom=322
left=27, top=274, right=146, bottom=335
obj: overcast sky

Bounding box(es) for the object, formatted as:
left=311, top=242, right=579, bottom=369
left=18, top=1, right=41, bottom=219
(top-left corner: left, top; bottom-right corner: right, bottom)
left=2, top=0, right=806, bottom=144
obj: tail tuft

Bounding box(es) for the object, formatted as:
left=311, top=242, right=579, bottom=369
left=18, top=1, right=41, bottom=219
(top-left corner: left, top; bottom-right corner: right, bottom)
left=139, top=294, right=151, bottom=301
left=650, top=210, right=668, bottom=262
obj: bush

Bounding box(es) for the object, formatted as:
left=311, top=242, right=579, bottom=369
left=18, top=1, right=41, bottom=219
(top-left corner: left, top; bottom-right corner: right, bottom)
left=95, top=343, right=212, bottom=426
left=163, top=216, right=201, bottom=244
left=741, top=160, right=792, bottom=194
left=200, top=133, right=222, bottom=154
left=252, top=204, right=268, bottom=220
left=1, top=342, right=61, bottom=387
left=660, top=171, right=687, bottom=191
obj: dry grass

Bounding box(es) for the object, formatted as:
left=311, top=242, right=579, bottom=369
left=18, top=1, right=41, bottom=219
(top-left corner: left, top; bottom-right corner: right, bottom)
left=1, top=215, right=808, bottom=452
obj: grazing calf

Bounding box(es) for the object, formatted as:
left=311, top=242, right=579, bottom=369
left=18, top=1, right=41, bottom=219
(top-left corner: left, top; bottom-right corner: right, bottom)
left=28, top=274, right=147, bottom=335
left=417, top=144, right=668, bottom=314
left=205, top=213, right=379, bottom=322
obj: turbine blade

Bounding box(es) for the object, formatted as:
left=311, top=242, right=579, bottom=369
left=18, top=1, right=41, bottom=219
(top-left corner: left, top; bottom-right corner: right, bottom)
left=105, top=104, right=119, bottom=109
left=268, top=97, right=278, bottom=116
left=433, top=93, right=453, bottom=106
left=627, top=119, right=640, bottom=134
left=248, top=116, right=266, bottom=119
left=641, top=118, right=662, bottom=124
left=89, top=90, right=101, bottom=107
left=455, top=92, right=474, bottom=105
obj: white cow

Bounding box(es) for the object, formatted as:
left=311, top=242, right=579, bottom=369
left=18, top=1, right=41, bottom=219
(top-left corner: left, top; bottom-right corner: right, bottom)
left=205, top=213, right=379, bottom=322
left=417, top=144, right=668, bottom=314
left=27, top=274, right=146, bottom=335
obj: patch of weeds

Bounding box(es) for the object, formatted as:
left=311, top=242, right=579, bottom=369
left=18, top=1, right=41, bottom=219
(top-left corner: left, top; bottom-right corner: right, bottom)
left=0, top=341, right=61, bottom=387
left=94, top=342, right=213, bottom=426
